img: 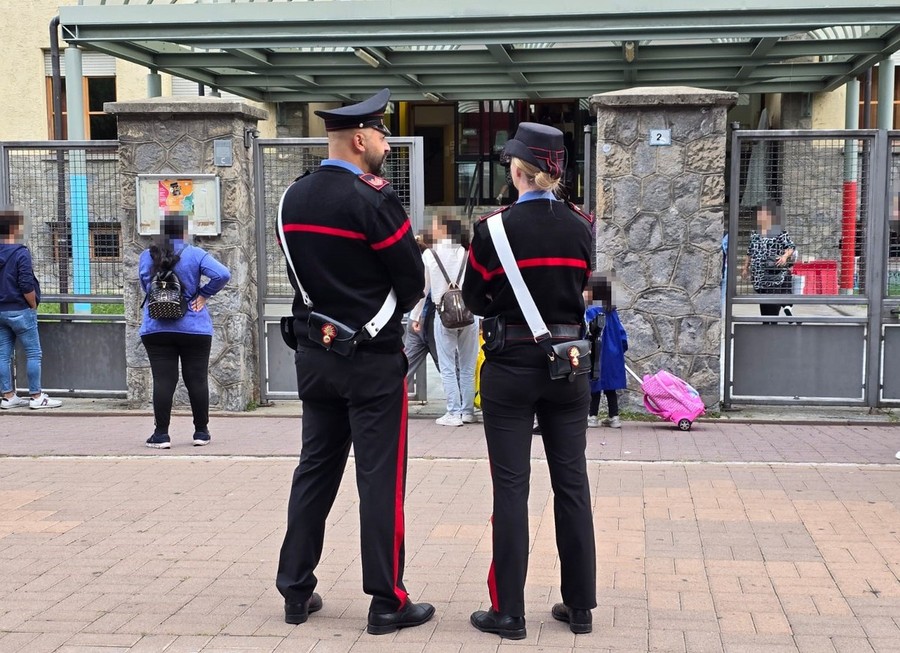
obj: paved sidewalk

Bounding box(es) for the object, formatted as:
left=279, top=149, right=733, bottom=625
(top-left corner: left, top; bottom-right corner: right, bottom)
left=0, top=407, right=898, bottom=652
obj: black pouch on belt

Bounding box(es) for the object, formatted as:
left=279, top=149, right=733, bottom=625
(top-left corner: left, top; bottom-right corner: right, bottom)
left=280, top=316, right=299, bottom=351
left=307, top=311, right=361, bottom=358
left=542, top=339, right=593, bottom=382
left=481, top=315, right=506, bottom=354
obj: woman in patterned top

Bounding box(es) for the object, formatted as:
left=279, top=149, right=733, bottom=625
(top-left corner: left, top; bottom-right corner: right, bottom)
left=741, top=201, right=795, bottom=319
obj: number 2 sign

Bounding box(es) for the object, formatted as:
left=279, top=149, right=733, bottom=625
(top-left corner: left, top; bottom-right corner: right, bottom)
left=649, top=129, right=672, bottom=146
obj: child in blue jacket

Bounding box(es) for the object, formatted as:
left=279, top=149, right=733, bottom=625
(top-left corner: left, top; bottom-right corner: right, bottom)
left=585, top=277, right=628, bottom=428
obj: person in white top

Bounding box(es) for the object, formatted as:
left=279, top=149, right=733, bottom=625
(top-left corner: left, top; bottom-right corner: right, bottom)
left=409, top=218, right=479, bottom=426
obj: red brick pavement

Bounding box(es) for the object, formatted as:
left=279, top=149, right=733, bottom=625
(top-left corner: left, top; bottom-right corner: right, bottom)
left=0, top=403, right=897, bottom=463
left=0, top=405, right=898, bottom=652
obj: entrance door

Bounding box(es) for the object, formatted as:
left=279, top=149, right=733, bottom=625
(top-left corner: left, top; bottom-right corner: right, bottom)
left=416, top=126, right=444, bottom=205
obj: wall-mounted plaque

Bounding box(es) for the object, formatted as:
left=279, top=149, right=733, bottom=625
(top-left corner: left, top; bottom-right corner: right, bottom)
left=137, top=174, right=221, bottom=236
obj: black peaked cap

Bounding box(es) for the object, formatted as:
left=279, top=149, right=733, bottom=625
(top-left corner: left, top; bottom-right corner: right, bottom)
left=314, top=88, right=392, bottom=136
left=502, top=122, right=565, bottom=178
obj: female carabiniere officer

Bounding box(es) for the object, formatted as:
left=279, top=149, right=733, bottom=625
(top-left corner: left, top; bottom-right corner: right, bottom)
left=462, top=123, right=596, bottom=640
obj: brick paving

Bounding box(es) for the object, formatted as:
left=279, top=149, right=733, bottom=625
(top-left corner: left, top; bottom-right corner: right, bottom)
left=0, top=407, right=898, bottom=652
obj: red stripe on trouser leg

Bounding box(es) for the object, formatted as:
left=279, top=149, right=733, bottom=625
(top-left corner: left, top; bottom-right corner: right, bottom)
left=488, top=514, right=499, bottom=611
left=392, top=378, right=410, bottom=608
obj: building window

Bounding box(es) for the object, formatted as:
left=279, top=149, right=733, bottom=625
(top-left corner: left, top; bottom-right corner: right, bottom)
left=50, top=222, right=121, bottom=261
left=44, top=50, right=118, bottom=140
left=90, top=227, right=121, bottom=260
left=45, top=77, right=117, bottom=140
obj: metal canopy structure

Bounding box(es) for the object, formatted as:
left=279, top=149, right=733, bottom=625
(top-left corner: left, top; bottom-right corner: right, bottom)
left=59, top=0, right=900, bottom=103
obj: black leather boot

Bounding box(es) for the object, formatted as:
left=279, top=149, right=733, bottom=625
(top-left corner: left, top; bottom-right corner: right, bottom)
left=470, top=609, right=526, bottom=639
left=367, top=600, right=435, bottom=635
left=551, top=602, right=592, bottom=633
left=284, top=592, right=323, bottom=625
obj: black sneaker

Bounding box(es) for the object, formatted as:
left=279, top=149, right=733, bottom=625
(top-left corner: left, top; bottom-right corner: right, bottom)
left=192, top=431, right=211, bottom=446
left=146, top=433, right=171, bottom=449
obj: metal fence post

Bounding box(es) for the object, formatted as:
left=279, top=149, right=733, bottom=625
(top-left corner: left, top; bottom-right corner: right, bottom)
left=865, top=130, right=889, bottom=407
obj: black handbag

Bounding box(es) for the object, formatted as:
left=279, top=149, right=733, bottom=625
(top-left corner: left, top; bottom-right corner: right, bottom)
left=143, top=269, right=188, bottom=320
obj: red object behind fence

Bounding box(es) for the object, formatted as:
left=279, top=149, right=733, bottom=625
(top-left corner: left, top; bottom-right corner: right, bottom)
left=792, top=260, right=839, bottom=295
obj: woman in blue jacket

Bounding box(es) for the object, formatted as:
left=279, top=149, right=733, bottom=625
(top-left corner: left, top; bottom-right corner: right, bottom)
left=139, top=214, right=230, bottom=449
left=584, top=277, right=628, bottom=428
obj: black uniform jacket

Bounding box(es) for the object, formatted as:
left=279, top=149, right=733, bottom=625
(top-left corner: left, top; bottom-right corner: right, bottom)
left=279, top=164, right=424, bottom=353
left=463, top=199, right=593, bottom=368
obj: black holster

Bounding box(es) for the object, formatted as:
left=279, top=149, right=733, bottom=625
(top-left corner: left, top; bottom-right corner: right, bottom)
left=541, top=339, right=592, bottom=382
left=280, top=316, right=299, bottom=351
left=481, top=316, right=506, bottom=354
left=307, top=311, right=364, bottom=358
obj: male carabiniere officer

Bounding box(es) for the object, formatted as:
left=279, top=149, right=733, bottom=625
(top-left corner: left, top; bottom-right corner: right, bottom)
left=275, top=88, right=433, bottom=634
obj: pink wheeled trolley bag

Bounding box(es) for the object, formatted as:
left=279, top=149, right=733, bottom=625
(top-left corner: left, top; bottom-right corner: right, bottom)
left=626, top=366, right=705, bottom=431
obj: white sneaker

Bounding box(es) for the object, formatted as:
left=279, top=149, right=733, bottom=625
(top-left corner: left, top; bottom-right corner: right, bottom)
left=896, top=451, right=900, bottom=460
left=29, top=393, right=62, bottom=409
left=601, top=416, right=621, bottom=428
left=586, top=415, right=600, bottom=428
left=462, top=413, right=479, bottom=424
left=435, top=413, right=464, bottom=427
left=0, top=394, right=29, bottom=409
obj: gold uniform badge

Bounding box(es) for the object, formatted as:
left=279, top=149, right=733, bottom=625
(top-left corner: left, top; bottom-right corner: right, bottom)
left=321, top=323, right=338, bottom=345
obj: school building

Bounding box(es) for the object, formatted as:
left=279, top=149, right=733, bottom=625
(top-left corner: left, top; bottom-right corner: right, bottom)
left=3, top=0, right=899, bottom=212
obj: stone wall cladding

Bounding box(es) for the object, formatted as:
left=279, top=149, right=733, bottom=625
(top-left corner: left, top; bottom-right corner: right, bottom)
left=107, top=98, right=267, bottom=412
left=592, top=87, right=737, bottom=407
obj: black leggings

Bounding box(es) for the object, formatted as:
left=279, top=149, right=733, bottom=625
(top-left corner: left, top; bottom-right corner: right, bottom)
left=141, top=332, right=213, bottom=434
left=589, top=389, right=618, bottom=417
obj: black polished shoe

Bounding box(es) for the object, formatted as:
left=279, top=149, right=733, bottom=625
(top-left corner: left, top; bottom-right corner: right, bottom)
left=367, top=600, right=435, bottom=635
left=470, top=609, right=526, bottom=640
left=284, top=592, right=323, bottom=625
left=551, top=602, right=592, bottom=634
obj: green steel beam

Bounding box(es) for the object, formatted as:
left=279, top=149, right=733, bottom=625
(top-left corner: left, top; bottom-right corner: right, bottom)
left=231, top=48, right=272, bottom=66
left=822, top=25, right=900, bottom=91
left=486, top=44, right=536, bottom=99
left=56, top=1, right=900, bottom=103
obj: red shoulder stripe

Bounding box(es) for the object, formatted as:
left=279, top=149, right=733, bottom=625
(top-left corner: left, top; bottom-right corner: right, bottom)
left=282, top=223, right=367, bottom=240
left=371, top=219, right=411, bottom=251
left=469, top=252, right=589, bottom=281
left=468, top=247, right=504, bottom=281
left=518, top=257, right=589, bottom=271
left=477, top=204, right=512, bottom=222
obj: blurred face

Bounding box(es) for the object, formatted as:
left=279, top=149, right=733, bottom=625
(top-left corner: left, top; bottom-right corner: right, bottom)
left=757, top=207, right=774, bottom=231
left=0, top=213, right=24, bottom=242
left=360, top=129, right=390, bottom=176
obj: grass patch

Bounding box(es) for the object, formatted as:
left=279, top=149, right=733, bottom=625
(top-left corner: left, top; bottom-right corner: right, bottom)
left=38, top=302, right=124, bottom=315
left=618, top=409, right=659, bottom=422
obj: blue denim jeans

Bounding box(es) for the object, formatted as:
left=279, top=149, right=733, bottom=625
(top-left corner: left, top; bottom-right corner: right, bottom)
left=434, top=318, right=479, bottom=417
left=0, top=308, right=42, bottom=395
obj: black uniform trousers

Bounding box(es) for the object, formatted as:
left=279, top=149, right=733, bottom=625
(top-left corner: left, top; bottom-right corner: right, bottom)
left=480, top=357, right=597, bottom=618
left=276, top=345, right=410, bottom=614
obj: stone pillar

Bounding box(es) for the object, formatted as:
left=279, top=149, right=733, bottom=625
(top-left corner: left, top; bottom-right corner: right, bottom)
left=591, top=86, right=737, bottom=405
left=105, top=97, right=268, bottom=412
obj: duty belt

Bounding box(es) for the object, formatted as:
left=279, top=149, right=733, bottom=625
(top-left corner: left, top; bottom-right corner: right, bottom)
left=504, top=323, right=582, bottom=341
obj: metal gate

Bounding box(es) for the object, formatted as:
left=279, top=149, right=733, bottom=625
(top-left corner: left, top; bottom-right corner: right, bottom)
left=253, top=137, right=425, bottom=401
left=0, top=141, right=126, bottom=397
left=724, top=129, right=900, bottom=407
